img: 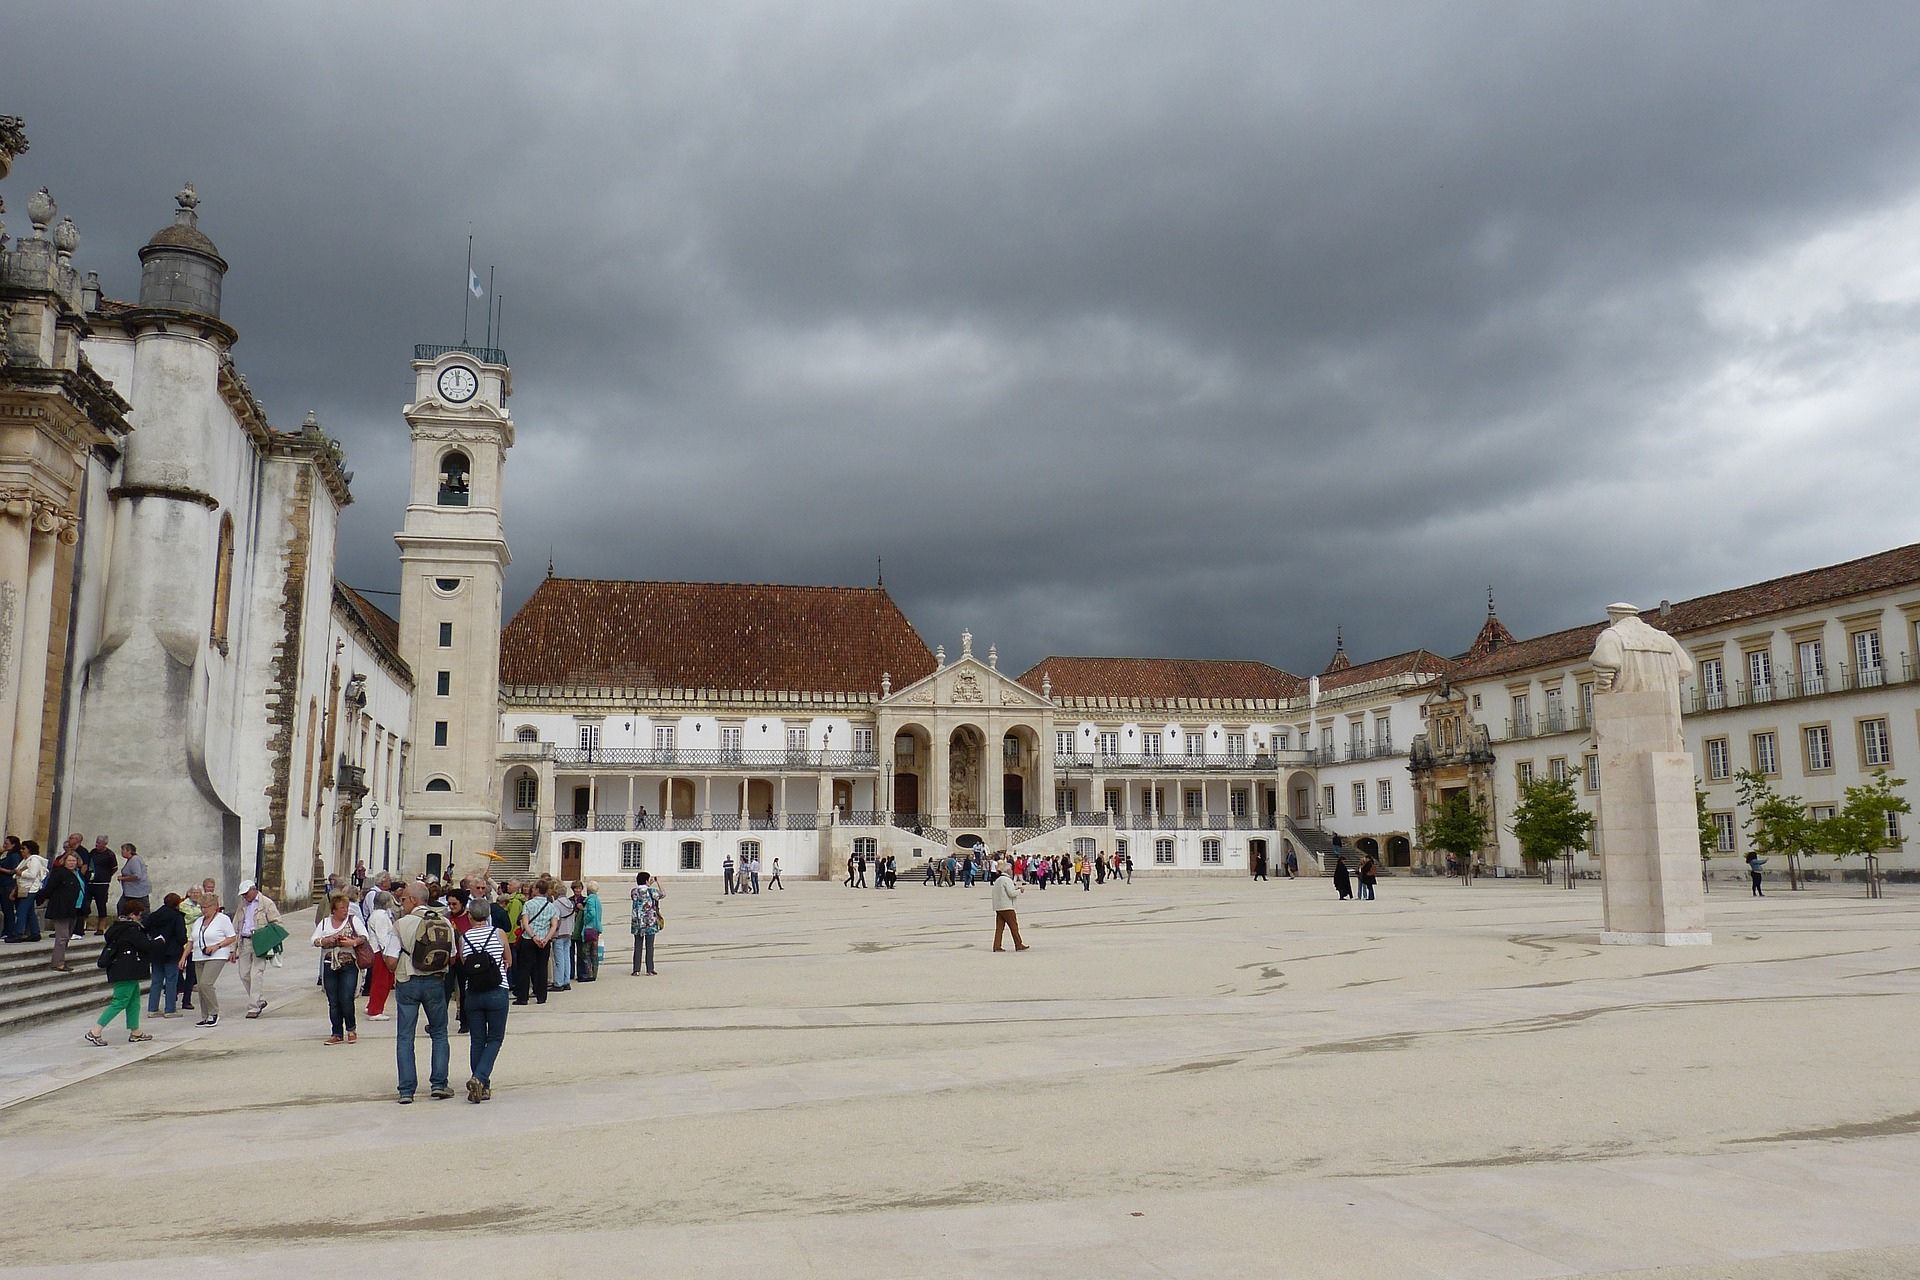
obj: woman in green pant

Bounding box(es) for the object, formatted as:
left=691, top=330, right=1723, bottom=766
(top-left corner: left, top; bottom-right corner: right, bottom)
left=86, top=900, right=160, bottom=1046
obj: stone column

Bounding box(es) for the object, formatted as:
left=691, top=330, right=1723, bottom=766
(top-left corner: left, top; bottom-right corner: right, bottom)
left=0, top=495, right=35, bottom=835
left=929, top=731, right=949, bottom=828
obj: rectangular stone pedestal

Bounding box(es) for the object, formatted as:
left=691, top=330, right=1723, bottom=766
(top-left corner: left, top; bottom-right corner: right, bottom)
left=1596, top=691, right=1710, bottom=946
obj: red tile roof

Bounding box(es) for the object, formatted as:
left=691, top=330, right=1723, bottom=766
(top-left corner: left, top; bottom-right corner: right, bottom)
left=499, top=578, right=934, bottom=693
left=1451, top=542, right=1920, bottom=682
left=1315, top=648, right=1455, bottom=693
left=1016, top=656, right=1303, bottom=702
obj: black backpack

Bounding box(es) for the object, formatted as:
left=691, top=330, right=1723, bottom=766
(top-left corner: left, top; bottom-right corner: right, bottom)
left=457, top=926, right=504, bottom=993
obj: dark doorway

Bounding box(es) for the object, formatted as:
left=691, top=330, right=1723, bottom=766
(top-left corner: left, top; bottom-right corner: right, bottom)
left=572, top=786, right=590, bottom=820
left=1386, top=836, right=1411, bottom=868
left=561, top=841, right=583, bottom=882
left=1003, top=775, right=1025, bottom=823
left=893, top=774, right=920, bottom=817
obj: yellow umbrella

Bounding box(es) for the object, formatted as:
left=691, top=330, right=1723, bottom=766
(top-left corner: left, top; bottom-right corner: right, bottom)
left=475, top=850, right=505, bottom=862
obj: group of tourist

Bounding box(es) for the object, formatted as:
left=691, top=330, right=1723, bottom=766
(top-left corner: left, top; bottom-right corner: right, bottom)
left=720, top=852, right=782, bottom=894
left=3, top=832, right=154, bottom=952
left=80, top=874, right=282, bottom=1040
left=1331, top=853, right=1381, bottom=901
left=843, top=851, right=901, bottom=888
left=1006, top=849, right=1132, bottom=890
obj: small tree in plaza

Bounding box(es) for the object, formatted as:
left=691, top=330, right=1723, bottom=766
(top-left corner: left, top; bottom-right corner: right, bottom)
left=1696, top=783, right=1718, bottom=890
left=1810, top=772, right=1910, bottom=893
left=1508, top=770, right=1594, bottom=883
left=1419, top=791, right=1491, bottom=883
left=1735, top=768, right=1813, bottom=890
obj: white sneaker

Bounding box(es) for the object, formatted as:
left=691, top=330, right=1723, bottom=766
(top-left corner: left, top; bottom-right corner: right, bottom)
left=368, top=1013, right=391, bottom=1021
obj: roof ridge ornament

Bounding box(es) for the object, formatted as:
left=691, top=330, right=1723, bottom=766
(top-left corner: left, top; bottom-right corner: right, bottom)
left=175, top=181, right=199, bottom=223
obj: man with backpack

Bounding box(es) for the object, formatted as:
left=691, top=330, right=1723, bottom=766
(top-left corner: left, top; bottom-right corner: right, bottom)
left=389, top=882, right=455, bottom=1103
left=456, top=896, right=511, bottom=1102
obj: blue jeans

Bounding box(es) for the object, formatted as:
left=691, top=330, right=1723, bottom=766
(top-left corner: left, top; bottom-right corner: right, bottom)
left=551, top=937, right=572, bottom=988
left=464, top=985, right=509, bottom=1085
left=394, top=974, right=449, bottom=1097
left=148, top=959, right=181, bottom=1013
left=12, top=897, right=38, bottom=940
left=322, top=962, right=359, bottom=1036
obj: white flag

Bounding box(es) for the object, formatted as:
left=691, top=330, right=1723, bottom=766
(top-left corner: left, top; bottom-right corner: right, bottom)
left=469, top=269, right=485, bottom=298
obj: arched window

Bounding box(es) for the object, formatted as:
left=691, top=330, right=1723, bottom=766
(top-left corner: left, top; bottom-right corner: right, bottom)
left=515, top=725, right=539, bottom=743
left=209, top=513, right=235, bottom=653
left=437, top=450, right=471, bottom=506
left=425, top=777, right=453, bottom=793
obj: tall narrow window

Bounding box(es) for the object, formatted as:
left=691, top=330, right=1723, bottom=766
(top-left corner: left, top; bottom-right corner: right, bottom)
left=1154, top=838, right=1175, bottom=865
left=433, top=721, right=448, bottom=747
left=435, top=670, right=450, bottom=697
left=514, top=775, right=537, bottom=810
left=1748, top=649, right=1773, bottom=702
left=1699, top=659, right=1725, bottom=709
left=437, top=450, right=471, bottom=506
left=1854, top=630, right=1885, bottom=686
left=209, top=513, right=235, bottom=653
left=1201, top=838, right=1222, bottom=864
left=438, top=622, right=453, bottom=647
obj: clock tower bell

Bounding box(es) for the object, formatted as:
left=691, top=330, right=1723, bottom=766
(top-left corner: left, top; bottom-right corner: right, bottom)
left=395, top=344, right=514, bottom=875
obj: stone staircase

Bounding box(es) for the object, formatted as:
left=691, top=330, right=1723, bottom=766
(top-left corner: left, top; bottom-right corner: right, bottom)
left=1282, top=818, right=1348, bottom=874
left=0, top=932, right=119, bottom=1034
left=493, top=828, right=537, bottom=879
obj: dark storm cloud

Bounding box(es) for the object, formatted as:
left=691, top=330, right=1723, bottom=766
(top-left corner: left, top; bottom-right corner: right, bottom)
left=11, top=1, right=1920, bottom=676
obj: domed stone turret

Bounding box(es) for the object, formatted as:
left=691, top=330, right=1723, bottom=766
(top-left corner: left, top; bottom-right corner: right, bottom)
left=137, top=182, right=227, bottom=317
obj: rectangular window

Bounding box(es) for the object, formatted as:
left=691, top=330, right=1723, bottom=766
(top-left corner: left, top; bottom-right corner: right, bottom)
left=1378, top=779, right=1393, bottom=812
left=433, top=721, right=448, bottom=747
left=1201, top=838, right=1222, bottom=865
left=1274, top=729, right=1291, bottom=751
left=1580, top=682, right=1595, bottom=723
left=654, top=725, right=676, bottom=755
left=1797, top=638, right=1826, bottom=695
left=679, top=841, right=702, bottom=872
left=1349, top=721, right=1366, bottom=752
left=1804, top=724, right=1833, bottom=772
left=1104, top=788, right=1121, bottom=814
left=1583, top=755, right=1600, bottom=791
left=1351, top=781, right=1367, bottom=815
left=853, top=727, right=873, bottom=756
left=1004, top=737, right=1022, bottom=766
left=1184, top=789, right=1203, bottom=817
left=1510, top=693, right=1531, bottom=735
left=720, top=725, right=742, bottom=759
left=578, top=723, right=600, bottom=751
left=1809, top=804, right=1835, bottom=822
left=1374, top=714, right=1392, bottom=752
left=1705, top=737, right=1730, bottom=781
left=787, top=727, right=807, bottom=760
left=1699, top=659, right=1724, bottom=709
left=1752, top=731, right=1778, bottom=775
left=1154, top=838, right=1175, bottom=866
left=1861, top=718, right=1892, bottom=767
left=435, top=670, right=450, bottom=697
left=620, top=841, right=645, bottom=870
left=1226, top=733, right=1246, bottom=760
left=514, top=775, right=537, bottom=810
left=1141, top=735, right=1163, bottom=761
left=1229, top=789, right=1248, bottom=817
left=1712, top=812, right=1736, bottom=853
left=853, top=837, right=876, bottom=857
left=1517, top=761, right=1534, bottom=787
left=1097, top=731, right=1119, bottom=757
left=895, top=733, right=915, bottom=766
left=1748, top=649, right=1772, bottom=702
left=1549, top=757, right=1569, bottom=783
left=1886, top=809, right=1904, bottom=844
left=438, top=621, right=453, bottom=647
left=1544, top=687, right=1563, bottom=731
left=1854, top=629, right=1885, bottom=686
left=1185, top=732, right=1204, bottom=759
left=1056, top=731, right=1075, bottom=757
left=1115, top=838, right=1129, bottom=861
left=1321, top=784, right=1336, bottom=816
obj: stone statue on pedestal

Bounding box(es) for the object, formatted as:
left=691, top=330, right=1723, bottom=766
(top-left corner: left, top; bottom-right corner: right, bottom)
left=1590, top=603, right=1710, bottom=946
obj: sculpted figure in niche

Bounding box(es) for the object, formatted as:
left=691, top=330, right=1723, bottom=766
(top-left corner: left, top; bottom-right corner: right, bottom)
left=1589, top=603, right=1694, bottom=751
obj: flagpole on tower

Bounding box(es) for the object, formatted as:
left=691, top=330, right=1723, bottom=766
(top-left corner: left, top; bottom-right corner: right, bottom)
left=462, top=232, right=473, bottom=344
left=485, top=266, right=496, bottom=348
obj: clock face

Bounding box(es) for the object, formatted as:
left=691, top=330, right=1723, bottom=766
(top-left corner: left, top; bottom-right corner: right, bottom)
left=437, top=365, right=478, bottom=404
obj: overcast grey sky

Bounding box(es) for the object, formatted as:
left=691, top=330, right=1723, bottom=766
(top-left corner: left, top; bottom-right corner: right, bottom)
left=11, top=2, right=1920, bottom=676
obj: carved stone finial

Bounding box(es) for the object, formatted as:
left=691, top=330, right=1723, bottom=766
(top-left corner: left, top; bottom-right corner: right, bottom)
left=1488, top=585, right=1496, bottom=616
left=960, top=629, right=973, bottom=659
left=988, top=643, right=997, bottom=671
left=881, top=672, right=892, bottom=697
left=53, top=215, right=77, bottom=264
left=0, top=116, right=27, bottom=178
left=176, top=182, right=200, bottom=221
left=935, top=644, right=946, bottom=668
left=303, top=408, right=320, bottom=433
left=26, top=187, right=53, bottom=237
left=1041, top=673, right=1051, bottom=698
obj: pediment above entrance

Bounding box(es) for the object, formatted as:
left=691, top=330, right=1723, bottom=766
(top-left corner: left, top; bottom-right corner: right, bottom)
left=882, top=655, right=1053, bottom=712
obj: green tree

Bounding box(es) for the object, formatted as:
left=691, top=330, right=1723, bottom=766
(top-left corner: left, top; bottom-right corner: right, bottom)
left=1419, top=791, right=1490, bottom=878
left=1811, top=771, right=1911, bottom=863
left=1508, top=771, right=1595, bottom=878
left=1735, top=768, right=1813, bottom=889
left=1696, top=782, right=1717, bottom=864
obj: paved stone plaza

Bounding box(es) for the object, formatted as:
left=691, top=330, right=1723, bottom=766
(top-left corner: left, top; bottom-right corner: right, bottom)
left=3, top=877, right=1918, bottom=1279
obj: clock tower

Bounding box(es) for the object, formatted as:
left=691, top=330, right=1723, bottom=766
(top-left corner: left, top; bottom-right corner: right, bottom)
left=395, top=343, right=514, bottom=876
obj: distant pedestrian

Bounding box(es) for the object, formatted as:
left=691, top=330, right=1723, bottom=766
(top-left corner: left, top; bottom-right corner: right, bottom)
left=456, top=904, right=510, bottom=1102
left=0, top=837, right=20, bottom=941
left=550, top=882, right=576, bottom=992
left=1746, top=853, right=1767, bottom=897
left=512, top=880, right=558, bottom=1005
left=768, top=858, right=784, bottom=890
left=86, top=900, right=159, bottom=1046
left=629, top=871, right=663, bottom=976
left=188, top=892, right=238, bottom=1027
left=1283, top=849, right=1297, bottom=879
left=723, top=854, right=737, bottom=895
left=990, top=866, right=1029, bottom=952
left=578, top=882, right=602, bottom=981
left=13, top=841, right=46, bottom=942
left=1252, top=849, right=1268, bottom=881
left=234, top=879, right=283, bottom=1018
left=391, top=882, right=456, bottom=1103
left=1333, top=856, right=1353, bottom=901
left=39, top=849, right=85, bottom=967
left=115, top=843, right=151, bottom=915
left=310, top=892, right=366, bottom=1045
left=855, top=855, right=868, bottom=889
left=85, top=838, right=116, bottom=934
left=1358, top=854, right=1378, bottom=901
left=144, top=893, right=190, bottom=1018
left=364, top=889, right=398, bottom=1021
